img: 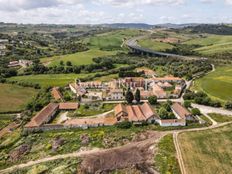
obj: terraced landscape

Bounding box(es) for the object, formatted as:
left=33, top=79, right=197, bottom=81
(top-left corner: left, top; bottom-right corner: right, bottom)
left=193, top=66, right=232, bottom=101
left=0, top=83, right=37, bottom=113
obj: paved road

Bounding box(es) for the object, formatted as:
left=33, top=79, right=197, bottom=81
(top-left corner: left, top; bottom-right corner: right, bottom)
left=192, top=104, right=232, bottom=116
left=126, top=37, right=205, bottom=60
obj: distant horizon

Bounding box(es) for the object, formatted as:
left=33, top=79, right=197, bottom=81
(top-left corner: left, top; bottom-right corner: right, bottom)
left=0, top=21, right=231, bottom=26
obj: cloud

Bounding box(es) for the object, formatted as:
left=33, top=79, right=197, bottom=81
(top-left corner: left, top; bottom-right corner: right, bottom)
left=225, top=0, right=232, bottom=4
left=0, top=0, right=83, bottom=11
left=94, top=0, right=185, bottom=7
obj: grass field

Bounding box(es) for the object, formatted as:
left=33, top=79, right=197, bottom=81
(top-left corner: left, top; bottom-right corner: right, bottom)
left=41, top=49, right=117, bottom=67
left=155, top=134, right=181, bottom=174
left=193, top=66, right=232, bottom=101
left=8, top=73, right=97, bottom=88
left=0, top=83, right=37, bottom=113
left=179, top=124, right=232, bottom=174
left=138, top=39, right=174, bottom=51
left=86, top=29, right=145, bottom=50
left=184, top=35, right=232, bottom=56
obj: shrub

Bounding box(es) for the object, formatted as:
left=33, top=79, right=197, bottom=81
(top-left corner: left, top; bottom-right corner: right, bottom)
left=116, top=121, right=132, bottom=129
left=148, top=96, right=157, bottom=105
left=191, top=108, right=201, bottom=116
left=225, top=101, right=232, bottom=110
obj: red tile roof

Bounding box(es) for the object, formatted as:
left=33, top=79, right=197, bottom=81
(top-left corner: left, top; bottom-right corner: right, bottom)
left=25, top=103, right=59, bottom=128
left=171, top=103, right=191, bottom=119
left=51, top=87, right=62, bottom=100
left=114, top=103, right=156, bottom=122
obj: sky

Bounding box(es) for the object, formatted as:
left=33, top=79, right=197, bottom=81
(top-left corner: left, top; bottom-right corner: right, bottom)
left=0, top=0, right=232, bottom=24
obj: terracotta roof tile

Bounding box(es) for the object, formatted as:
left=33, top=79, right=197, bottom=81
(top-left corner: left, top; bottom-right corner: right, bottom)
left=171, top=103, right=191, bottom=119
left=25, top=103, right=59, bottom=128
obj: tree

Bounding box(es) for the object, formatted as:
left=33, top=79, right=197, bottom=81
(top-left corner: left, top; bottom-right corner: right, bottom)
left=66, top=61, right=72, bottom=66
left=225, top=101, right=232, bottom=110
left=125, top=89, right=134, bottom=104
left=184, top=100, right=191, bottom=108
left=148, top=96, right=157, bottom=105
left=158, top=107, right=169, bottom=119
left=191, top=108, right=201, bottom=116
left=135, top=89, right=141, bottom=103
left=60, top=60, right=64, bottom=66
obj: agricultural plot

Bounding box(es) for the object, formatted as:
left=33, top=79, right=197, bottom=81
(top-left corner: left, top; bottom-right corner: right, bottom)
left=184, top=35, right=232, bottom=56
left=8, top=73, right=97, bottom=88
left=193, top=66, right=232, bottom=101
left=179, top=124, right=232, bottom=174
left=86, top=29, right=145, bottom=51
left=0, top=83, right=37, bottom=113
left=41, top=49, right=117, bottom=67
left=138, top=39, right=174, bottom=51
left=0, top=114, right=15, bottom=129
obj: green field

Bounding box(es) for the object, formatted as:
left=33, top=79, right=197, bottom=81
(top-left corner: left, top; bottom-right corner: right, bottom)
left=41, top=49, right=117, bottom=67
left=8, top=73, right=97, bottom=88
left=138, top=39, right=174, bottom=51
left=179, top=124, right=232, bottom=174
left=193, top=66, right=232, bottom=101
left=184, top=35, right=232, bottom=56
left=0, top=83, right=37, bottom=113
left=86, top=29, right=145, bottom=50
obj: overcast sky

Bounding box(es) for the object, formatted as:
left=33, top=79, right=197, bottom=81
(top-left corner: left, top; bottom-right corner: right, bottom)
left=0, top=0, right=232, bottom=24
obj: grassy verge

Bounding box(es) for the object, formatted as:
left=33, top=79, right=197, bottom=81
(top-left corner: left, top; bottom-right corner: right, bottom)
left=208, top=113, right=232, bottom=123
left=0, top=83, right=38, bottom=113
left=154, top=134, right=181, bottom=174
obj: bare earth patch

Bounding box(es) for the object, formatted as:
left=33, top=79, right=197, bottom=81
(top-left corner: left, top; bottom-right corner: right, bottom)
left=79, top=131, right=166, bottom=173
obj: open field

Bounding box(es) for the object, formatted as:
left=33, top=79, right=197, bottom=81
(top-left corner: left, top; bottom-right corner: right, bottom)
left=86, top=29, right=145, bottom=50
left=184, top=34, right=232, bottom=56
left=40, top=49, right=117, bottom=67
left=138, top=38, right=174, bottom=51
left=179, top=124, right=232, bottom=174
left=0, top=84, right=37, bottom=113
left=8, top=73, right=97, bottom=88
left=193, top=66, right=232, bottom=101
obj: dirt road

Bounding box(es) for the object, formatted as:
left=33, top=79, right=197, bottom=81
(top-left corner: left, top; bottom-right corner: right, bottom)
left=0, top=132, right=166, bottom=174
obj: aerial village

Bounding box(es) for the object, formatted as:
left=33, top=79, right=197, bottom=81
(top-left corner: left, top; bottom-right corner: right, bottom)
left=24, top=67, right=196, bottom=132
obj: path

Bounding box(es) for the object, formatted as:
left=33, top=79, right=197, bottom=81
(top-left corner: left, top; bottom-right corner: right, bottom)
left=0, top=132, right=166, bottom=174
